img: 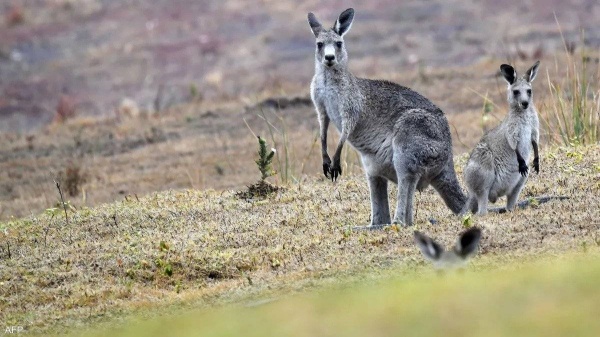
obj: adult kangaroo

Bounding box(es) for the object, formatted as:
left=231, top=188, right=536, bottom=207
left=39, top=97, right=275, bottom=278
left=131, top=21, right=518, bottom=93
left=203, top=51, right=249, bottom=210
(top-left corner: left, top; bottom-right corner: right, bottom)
left=308, top=8, right=466, bottom=227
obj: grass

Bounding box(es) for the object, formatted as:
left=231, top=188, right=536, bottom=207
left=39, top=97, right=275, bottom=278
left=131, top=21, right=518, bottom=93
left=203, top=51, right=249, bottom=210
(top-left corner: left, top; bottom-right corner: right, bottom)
left=257, top=106, right=295, bottom=184
left=82, top=252, right=600, bottom=337
left=0, top=145, right=599, bottom=335
left=541, top=30, right=600, bottom=146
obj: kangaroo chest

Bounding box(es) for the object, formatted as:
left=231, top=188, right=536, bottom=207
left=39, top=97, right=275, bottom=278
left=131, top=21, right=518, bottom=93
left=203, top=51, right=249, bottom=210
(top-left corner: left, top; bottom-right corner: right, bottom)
left=326, top=102, right=345, bottom=132
left=313, top=78, right=349, bottom=132
left=505, top=116, right=533, bottom=160
left=312, top=72, right=382, bottom=156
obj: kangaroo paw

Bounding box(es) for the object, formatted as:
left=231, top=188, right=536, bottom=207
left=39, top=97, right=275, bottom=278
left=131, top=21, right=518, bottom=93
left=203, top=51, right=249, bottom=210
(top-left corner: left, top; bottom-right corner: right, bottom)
left=330, top=159, right=342, bottom=182
left=518, top=162, right=529, bottom=176
left=322, top=157, right=332, bottom=179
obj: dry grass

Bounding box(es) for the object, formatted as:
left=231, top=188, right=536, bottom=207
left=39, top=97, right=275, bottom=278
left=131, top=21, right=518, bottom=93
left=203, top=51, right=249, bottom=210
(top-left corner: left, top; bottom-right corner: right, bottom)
left=541, top=43, right=600, bottom=145
left=0, top=145, right=599, bottom=335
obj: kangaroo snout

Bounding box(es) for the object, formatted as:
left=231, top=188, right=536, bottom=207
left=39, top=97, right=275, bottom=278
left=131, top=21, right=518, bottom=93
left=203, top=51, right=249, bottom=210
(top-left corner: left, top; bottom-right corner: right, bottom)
left=324, top=54, right=335, bottom=66
left=521, top=101, right=529, bottom=109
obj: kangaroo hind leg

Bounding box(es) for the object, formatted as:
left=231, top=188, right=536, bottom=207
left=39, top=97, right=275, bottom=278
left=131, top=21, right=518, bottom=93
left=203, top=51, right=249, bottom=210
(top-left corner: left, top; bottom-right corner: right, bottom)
left=393, top=171, right=419, bottom=226
left=392, top=150, right=420, bottom=226
left=506, top=175, right=527, bottom=211
left=367, top=175, right=391, bottom=226
left=464, top=164, right=494, bottom=215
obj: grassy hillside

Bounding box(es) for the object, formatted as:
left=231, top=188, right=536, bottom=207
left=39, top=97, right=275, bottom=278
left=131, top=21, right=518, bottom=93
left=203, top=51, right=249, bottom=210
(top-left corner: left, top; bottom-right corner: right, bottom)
left=1, top=145, right=599, bottom=335
left=1, top=49, right=598, bottom=221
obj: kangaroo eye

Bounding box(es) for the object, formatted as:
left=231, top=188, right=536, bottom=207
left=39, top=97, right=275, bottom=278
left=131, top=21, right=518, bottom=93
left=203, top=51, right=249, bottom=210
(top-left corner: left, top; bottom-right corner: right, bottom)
left=527, top=89, right=532, bottom=95
left=316, top=42, right=323, bottom=49
left=513, top=90, right=520, bottom=96
left=336, top=41, right=343, bottom=48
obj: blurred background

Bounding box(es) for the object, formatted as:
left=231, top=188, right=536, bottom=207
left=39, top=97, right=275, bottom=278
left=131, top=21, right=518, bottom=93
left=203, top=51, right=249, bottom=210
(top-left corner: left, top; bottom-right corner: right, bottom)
left=0, top=0, right=599, bottom=219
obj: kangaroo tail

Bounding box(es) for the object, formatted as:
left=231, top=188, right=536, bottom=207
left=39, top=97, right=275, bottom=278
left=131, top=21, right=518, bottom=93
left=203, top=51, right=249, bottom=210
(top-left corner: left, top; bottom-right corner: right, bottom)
left=431, top=159, right=468, bottom=215
left=489, top=195, right=570, bottom=213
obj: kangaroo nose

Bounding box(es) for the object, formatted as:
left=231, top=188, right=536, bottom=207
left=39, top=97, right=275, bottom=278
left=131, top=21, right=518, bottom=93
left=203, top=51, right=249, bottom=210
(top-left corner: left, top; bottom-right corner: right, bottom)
left=325, top=54, right=335, bottom=62
left=521, top=101, right=529, bottom=109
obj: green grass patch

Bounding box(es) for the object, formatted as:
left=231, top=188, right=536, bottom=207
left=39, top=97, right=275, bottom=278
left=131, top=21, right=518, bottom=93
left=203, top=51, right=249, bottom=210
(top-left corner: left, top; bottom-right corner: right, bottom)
left=84, top=253, right=600, bottom=337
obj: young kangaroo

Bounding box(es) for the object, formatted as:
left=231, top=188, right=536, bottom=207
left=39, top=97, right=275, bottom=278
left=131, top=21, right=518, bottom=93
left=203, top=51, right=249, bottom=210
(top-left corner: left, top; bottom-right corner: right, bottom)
left=308, top=8, right=466, bottom=227
left=414, top=227, right=482, bottom=270
left=462, top=61, right=541, bottom=215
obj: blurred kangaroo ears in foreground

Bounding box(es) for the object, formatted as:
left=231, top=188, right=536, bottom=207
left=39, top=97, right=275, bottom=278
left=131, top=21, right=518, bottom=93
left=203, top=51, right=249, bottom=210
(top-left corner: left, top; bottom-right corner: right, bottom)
left=414, top=227, right=482, bottom=263
left=454, top=227, right=482, bottom=258
left=414, top=230, right=444, bottom=261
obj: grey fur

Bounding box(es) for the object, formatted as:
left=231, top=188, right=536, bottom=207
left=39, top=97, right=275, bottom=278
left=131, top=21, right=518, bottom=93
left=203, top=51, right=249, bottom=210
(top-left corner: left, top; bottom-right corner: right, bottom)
left=414, top=227, right=482, bottom=270
left=462, top=61, right=541, bottom=215
left=308, top=8, right=466, bottom=227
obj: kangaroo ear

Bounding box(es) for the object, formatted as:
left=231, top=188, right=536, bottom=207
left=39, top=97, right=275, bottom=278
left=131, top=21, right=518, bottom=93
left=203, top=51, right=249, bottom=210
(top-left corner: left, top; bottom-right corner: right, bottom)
left=308, top=12, right=323, bottom=37
left=333, top=8, right=354, bottom=37
left=414, top=231, right=444, bottom=261
left=526, top=60, right=540, bottom=83
left=500, top=64, right=516, bottom=85
left=455, top=227, right=482, bottom=259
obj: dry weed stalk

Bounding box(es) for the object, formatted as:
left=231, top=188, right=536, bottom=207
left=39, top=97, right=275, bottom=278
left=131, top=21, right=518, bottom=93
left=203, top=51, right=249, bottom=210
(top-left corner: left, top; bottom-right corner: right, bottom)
left=54, top=180, right=72, bottom=244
